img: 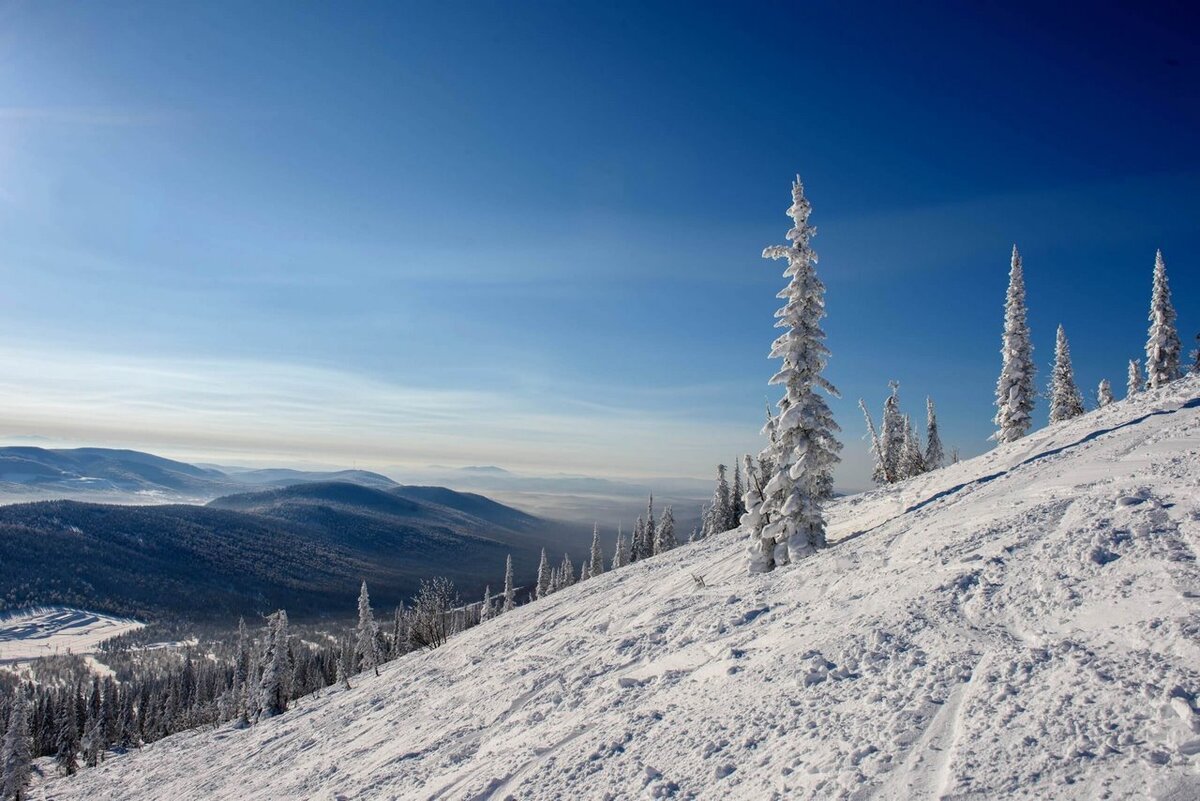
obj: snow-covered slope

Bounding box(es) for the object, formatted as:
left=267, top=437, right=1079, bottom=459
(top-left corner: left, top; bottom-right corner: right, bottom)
left=50, top=378, right=1200, bottom=800
left=0, top=607, right=143, bottom=666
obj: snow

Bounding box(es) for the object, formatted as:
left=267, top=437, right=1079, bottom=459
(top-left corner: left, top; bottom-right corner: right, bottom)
left=0, top=607, right=143, bottom=666
left=47, top=377, right=1200, bottom=799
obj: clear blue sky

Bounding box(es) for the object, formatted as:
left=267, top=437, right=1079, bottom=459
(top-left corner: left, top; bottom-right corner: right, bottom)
left=0, top=1, right=1195, bottom=488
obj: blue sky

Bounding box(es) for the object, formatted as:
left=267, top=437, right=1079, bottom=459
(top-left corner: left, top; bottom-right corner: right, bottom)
left=0, top=1, right=1196, bottom=488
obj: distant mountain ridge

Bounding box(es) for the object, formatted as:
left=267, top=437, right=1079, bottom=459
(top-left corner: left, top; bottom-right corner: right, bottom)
left=0, top=480, right=591, bottom=622
left=0, top=446, right=399, bottom=503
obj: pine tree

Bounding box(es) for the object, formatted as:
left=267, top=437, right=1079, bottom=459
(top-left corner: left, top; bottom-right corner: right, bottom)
left=559, top=553, right=574, bottom=588
left=748, top=176, right=842, bottom=573
left=739, top=455, right=764, bottom=539
left=1097, top=378, right=1114, bottom=408
left=711, top=465, right=731, bottom=533
left=535, top=548, right=551, bottom=599
left=994, top=244, right=1035, bottom=443
left=258, top=610, right=289, bottom=718
left=588, top=525, right=604, bottom=577
left=336, top=637, right=353, bottom=691
left=899, top=415, right=926, bottom=479
left=502, top=555, right=515, bottom=612
left=655, top=506, right=677, bottom=553
left=611, top=525, right=629, bottom=570
left=644, top=495, right=656, bottom=559
left=924, top=397, right=944, bottom=470
left=880, top=382, right=905, bottom=483
left=1127, top=359, right=1143, bottom=398
left=477, top=585, right=492, bottom=623
left=1048, top=324, right=1085, bottom=423
left=1190, top=333, right=1200, bottom=375
left=54, top=693, right=79, bottom=776
left=631, top=516, right=646, bottom=561
left=233, top=618, right=250, bottom=724
left=859, top=398, right=886, bottom=485
left=731, top=461, right=745, bottom=524
left=579, top=561, right=590, bottom=582
left=1, top=695, right=31, bottom=801
left=356, top=581, right=381, bottom=677
left=1145, top=249, right=1182, bottom=388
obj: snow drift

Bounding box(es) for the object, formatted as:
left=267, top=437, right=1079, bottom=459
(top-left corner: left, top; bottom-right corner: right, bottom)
left=48, top=377, right=1200, bottom=800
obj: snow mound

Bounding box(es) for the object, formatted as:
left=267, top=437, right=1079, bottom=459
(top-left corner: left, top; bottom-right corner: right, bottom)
left=50, top=378, right=1200, bottom=800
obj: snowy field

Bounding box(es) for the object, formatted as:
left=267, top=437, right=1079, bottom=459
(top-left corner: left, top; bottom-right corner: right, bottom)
left=48, top=377, right=1200, bottom=799
left=0, top=607, right=143, bottom=666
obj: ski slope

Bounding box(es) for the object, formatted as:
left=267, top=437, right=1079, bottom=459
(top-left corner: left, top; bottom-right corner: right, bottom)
left=49, top=377, right=1200, bottom=800
left=0, top=607, right=143, bottom=666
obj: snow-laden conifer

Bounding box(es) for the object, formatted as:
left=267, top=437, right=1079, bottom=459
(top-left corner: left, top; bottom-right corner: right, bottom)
left=1, top=693, right=31, bottom=800
left=233, top=618, right=250, bottom=724
left=994, top=245, right=1035, bottom=443
left=747, top=176, right=842, bottom=573
left=559, top=553, right=574, bottom=588
left=1097, top=379, right=1114, bottom=408
left=588, top=525, right=604, bottom=577
left=644, top=495, right=656, bottom=560
left=258, top=610, right=289, bottom=718
left=1127, top=359, right=1143, bottom=398
left=535, top=548, right=551, bottom=599
left=479, top=585, right=493, bottom=622
left=655, top=506, right=677, bottom=554
left=1190, top=333, right=1200, bottom=375
left=631, top=516, right=646, bottom=561
left=859, top=398, right=887, bottom=485
left=714, top=465, right=732, bottom=532
left=54, top=693, right=79, bottom=775
left=611, top=525, right=629, bottom=570
left=924, top=397, right=944, bottom=470
left=1048, top=324, right=1085, bottom=423
left=731, top=462, right=746, bottom=524
left=880, top=382, right=905, bottom=483
left=739, top=454, right=763, bottom=532
left=502, top=555, right=515, bottom=613
left=1145, top=249, right=1182, bottom=388
left=356, top=581, right=381, bottom=676
left=899, top=415, right=926, bottom=480
left=580, top=562, right=590, bottom=582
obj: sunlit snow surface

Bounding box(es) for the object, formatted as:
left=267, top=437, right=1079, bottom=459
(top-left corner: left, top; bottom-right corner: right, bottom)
left=50, top=377, right=1200, bottom=799
left=0, top=607, right=143, bottom=665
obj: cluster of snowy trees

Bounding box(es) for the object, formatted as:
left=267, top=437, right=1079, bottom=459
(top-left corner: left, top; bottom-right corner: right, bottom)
left=995, top=247, right=1191, bottom=443
left=693, top=463, right=746, bottom=540
left=858, top=383, right=947, bottom=485
left=479, top=496, right=679, bottom=616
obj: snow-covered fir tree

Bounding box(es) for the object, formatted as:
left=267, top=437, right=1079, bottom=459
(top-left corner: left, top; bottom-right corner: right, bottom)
left=711, top=464, right=731, bottom=533
left=337, top=636, right=353, bottom=690
left=880, top=382, right=905, bottom=483
left=54, top=693, right=78, bottom=776
left=924, top=397, right=944, bottom=470
left=1127, top=359, right=1143, bottom=398
left=731, top=461, right=745, bottom=524
left=356, top=581, right=381, bottom=676
left=1191, top=333, right=1200, bottom=374
left=994, top=244, right=1035, bottom=443
left=1, top=693, right=31, bottom=801
left=655, top=506, right=677, bottom=554
left=611, top=525, right=629, bottom=570
left=747, top=176, right=842, bottom=573
left=1097, top=378, right=1114, bottom=408
left=559, top=553, right=574, bottom=588
left=631, top=516, right=646, bottom=561
left=535, top=548, right=551, bottom=599
left=1049, top=324, right=1085, bottom=423
left=258, top=610, right=290, bottom=718
left=233, top=618, right=250, bottom=724
left=588, top=525, right=604, bottom=577
left=859, top=398, right=886, bottom=485
left=502, top=555, right=515, bottom=612
left=644, top=495, right=656, bottom=559
left=899, top=415, right=926, bottom=480
left=479, top=585, right=493, bottom=622
left=1145, top=249, right=1182, bottom=389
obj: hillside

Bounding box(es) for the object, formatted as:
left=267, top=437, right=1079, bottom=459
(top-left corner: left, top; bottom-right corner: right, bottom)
left=46, top=377, right=1200, bottom=799
left=0, top=484, right=586, bottom=622
left=0, top=446, right=398, bottom=503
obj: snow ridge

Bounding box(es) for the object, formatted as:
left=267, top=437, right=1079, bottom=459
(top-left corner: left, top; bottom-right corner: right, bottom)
left=49, top=378, right=1200, bottom=800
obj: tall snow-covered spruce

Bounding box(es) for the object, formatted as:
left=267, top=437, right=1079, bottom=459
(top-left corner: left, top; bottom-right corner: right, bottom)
left=356, top=581, right=381, bottom=676
left=1049, top=324, right=1085, bottom=423
left=994, top=245, right=1035, bottom=443
left=1144, top=249, right=1182, bottom=389
left=1127, top=359, right=1143, bottom=398
left=1097, top=379, right=1114, bottom=408
left=745, top=176, right=841, bottom=574
left=924, top=397, right=944, bottom=470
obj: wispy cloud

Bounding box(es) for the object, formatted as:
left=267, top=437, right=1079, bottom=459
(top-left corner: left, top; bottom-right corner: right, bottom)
left=0, top=344, right=756, bottom=479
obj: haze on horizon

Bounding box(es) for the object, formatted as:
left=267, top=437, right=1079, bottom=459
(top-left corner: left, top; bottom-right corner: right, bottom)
left=0, top=1, right=1196, bottom=490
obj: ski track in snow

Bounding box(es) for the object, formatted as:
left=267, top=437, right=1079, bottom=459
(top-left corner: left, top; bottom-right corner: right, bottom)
left=44, top=378, right=1200, bottom=800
